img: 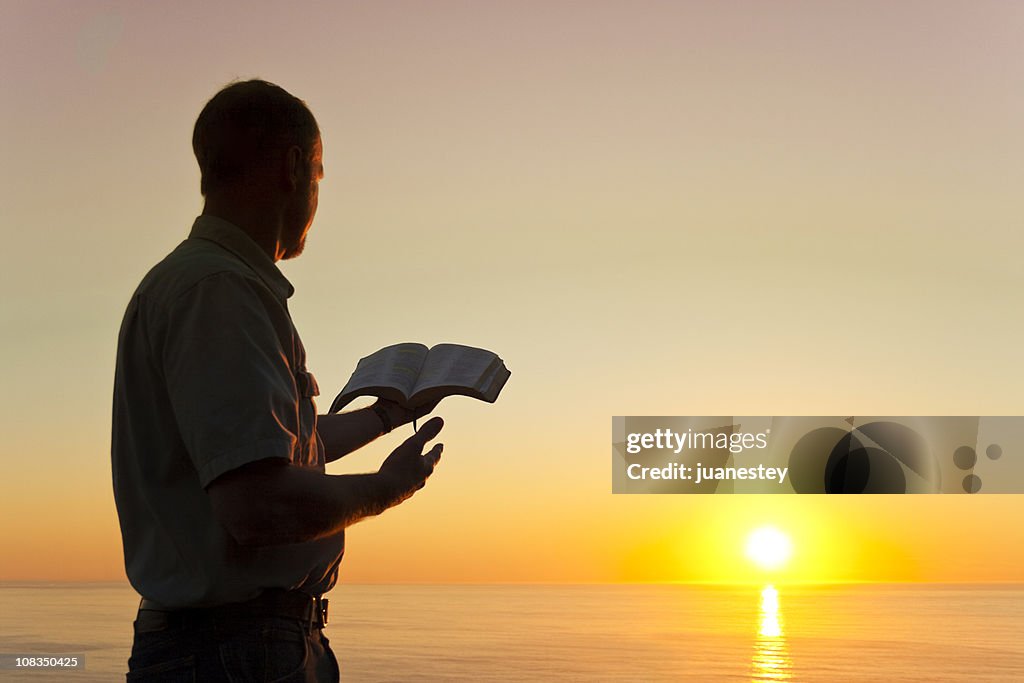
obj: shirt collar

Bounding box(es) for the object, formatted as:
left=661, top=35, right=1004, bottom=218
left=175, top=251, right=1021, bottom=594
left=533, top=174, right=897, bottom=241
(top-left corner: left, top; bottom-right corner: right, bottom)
left=188, top=215, right=295, bottom=300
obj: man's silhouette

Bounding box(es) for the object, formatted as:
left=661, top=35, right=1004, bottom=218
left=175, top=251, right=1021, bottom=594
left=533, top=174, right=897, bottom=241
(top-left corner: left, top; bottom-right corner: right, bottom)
left=112, top=79, right=442, bottom=681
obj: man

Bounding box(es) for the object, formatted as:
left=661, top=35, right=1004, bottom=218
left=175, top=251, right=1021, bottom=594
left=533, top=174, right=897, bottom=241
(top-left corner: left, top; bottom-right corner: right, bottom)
left=112, top=79, right=442, bottom=681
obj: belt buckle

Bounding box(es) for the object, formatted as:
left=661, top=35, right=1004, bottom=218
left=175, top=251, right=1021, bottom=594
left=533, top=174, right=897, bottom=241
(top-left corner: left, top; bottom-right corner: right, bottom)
left=307, top=595, right=328, bottom=629
left=317, top=597, right=329, bottom=627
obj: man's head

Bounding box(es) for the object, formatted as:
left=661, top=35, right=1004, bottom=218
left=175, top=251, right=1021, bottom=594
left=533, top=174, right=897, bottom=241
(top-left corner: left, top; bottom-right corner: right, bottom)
left=193, top=80, right=323, bottom=259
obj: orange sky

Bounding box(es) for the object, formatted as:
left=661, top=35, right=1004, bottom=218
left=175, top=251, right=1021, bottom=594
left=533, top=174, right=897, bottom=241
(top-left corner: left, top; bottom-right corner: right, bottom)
left=2, top=1, right=1023, bottom=584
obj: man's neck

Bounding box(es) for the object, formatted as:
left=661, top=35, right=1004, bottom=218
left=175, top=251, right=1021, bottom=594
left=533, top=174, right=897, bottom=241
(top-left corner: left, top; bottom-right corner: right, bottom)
left=201, top=194, right=285, bottom=262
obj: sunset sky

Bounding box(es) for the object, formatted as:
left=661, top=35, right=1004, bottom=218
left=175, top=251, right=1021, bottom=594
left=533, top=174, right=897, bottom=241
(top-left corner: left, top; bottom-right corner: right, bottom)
left=2, top=1, right=1023, bottom=584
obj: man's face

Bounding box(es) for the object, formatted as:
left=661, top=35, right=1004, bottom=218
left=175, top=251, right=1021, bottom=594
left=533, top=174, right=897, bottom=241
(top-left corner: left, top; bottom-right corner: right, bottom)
left=282, top=136, right=324, bottom=260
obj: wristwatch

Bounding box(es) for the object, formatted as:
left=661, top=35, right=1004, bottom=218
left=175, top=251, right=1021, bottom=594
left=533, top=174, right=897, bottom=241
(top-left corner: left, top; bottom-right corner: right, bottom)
left=370, top=403, right=393, bottom=434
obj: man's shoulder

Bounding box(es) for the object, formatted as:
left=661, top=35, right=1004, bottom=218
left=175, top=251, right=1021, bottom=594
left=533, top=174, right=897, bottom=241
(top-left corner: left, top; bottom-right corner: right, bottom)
left=136, top=237, right=262, bottom=304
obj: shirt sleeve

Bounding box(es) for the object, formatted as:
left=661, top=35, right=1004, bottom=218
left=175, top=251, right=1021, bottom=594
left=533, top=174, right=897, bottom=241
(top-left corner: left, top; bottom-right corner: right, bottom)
left=160, top=271, right=299, bottom=488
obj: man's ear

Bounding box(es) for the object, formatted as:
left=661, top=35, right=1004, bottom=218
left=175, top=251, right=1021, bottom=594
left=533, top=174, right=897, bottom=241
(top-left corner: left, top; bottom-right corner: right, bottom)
left=285, top=145, right=303, bottom=190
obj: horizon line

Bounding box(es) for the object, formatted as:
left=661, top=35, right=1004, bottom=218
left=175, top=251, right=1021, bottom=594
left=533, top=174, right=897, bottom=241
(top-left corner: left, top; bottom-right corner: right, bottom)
left=1, top=579, right=1022, bottom=587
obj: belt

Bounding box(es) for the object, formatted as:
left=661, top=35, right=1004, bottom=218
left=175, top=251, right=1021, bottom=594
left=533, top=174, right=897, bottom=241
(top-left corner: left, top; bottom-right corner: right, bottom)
left=136, top=589, right=329, bottom=633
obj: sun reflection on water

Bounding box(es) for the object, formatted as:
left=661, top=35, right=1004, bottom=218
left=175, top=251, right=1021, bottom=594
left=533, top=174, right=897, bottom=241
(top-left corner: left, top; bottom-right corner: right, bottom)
left=751, top=585, right=792, bottom=681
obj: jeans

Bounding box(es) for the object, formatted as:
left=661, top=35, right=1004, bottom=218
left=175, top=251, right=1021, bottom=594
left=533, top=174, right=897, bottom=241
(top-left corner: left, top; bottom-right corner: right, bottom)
left=126, top=611, right=340, bottom=682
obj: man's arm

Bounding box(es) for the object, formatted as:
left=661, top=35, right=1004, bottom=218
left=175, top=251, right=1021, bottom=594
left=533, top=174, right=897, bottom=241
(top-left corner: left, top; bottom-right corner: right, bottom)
left=317, top=406, right=387, bottom=463
left=318, top=399, right=440, bottom=462
left=208, top=417, right=444, bottom=546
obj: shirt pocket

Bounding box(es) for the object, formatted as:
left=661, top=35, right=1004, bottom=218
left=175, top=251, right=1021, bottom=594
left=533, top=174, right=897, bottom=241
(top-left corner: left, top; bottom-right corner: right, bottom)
left=296, top=368, right=319, bottom=399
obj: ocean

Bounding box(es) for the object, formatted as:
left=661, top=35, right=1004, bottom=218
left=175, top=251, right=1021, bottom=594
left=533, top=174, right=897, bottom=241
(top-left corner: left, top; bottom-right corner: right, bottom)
left=0, top=582, right=1021, bottom=681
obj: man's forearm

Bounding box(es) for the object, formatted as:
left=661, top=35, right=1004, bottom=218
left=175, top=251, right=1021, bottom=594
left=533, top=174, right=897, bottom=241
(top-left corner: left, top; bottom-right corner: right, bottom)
left=317, top=409, right=385, bottom=462
left=212, top=462, right=402, bottom=546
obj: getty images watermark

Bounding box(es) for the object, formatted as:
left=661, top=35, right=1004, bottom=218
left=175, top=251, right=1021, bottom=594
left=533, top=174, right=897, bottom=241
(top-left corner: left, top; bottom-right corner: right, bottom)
left=612, top=416, right=1022, bottom=494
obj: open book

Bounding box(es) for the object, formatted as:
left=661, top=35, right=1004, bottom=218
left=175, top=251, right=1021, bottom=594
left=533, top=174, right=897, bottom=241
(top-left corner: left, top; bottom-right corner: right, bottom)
left=328, top=343, right=511, bottom=413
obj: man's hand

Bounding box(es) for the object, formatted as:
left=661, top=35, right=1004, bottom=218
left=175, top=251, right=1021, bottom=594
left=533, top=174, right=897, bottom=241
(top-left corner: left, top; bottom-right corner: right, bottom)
left=373, top=397, right=441, bottom=432
left=378, top=416, right=444, bottom=503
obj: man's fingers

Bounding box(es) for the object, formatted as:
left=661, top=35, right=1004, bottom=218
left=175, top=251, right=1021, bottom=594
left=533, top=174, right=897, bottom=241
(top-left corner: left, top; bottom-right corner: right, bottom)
left=382, top=419, right=443, bottom=497
left=424, top=443, right=442, bottom=469
left=409, top=444, right=441, bottom=494
left=406, top=416, right=443, bottom=448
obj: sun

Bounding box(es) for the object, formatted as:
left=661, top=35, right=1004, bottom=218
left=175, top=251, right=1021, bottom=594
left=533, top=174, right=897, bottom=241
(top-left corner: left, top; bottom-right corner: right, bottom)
left=745, top=526, right=793, bottom=570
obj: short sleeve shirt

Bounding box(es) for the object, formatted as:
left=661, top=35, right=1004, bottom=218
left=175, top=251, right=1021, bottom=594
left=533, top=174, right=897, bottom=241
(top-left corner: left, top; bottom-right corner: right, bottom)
left=111, top=215, right=344, bottom=608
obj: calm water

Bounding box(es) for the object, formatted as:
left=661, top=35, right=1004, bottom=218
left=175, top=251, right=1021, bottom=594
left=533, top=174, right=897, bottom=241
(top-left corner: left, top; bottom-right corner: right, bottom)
left=0, top=583, right=1021, bottom=681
